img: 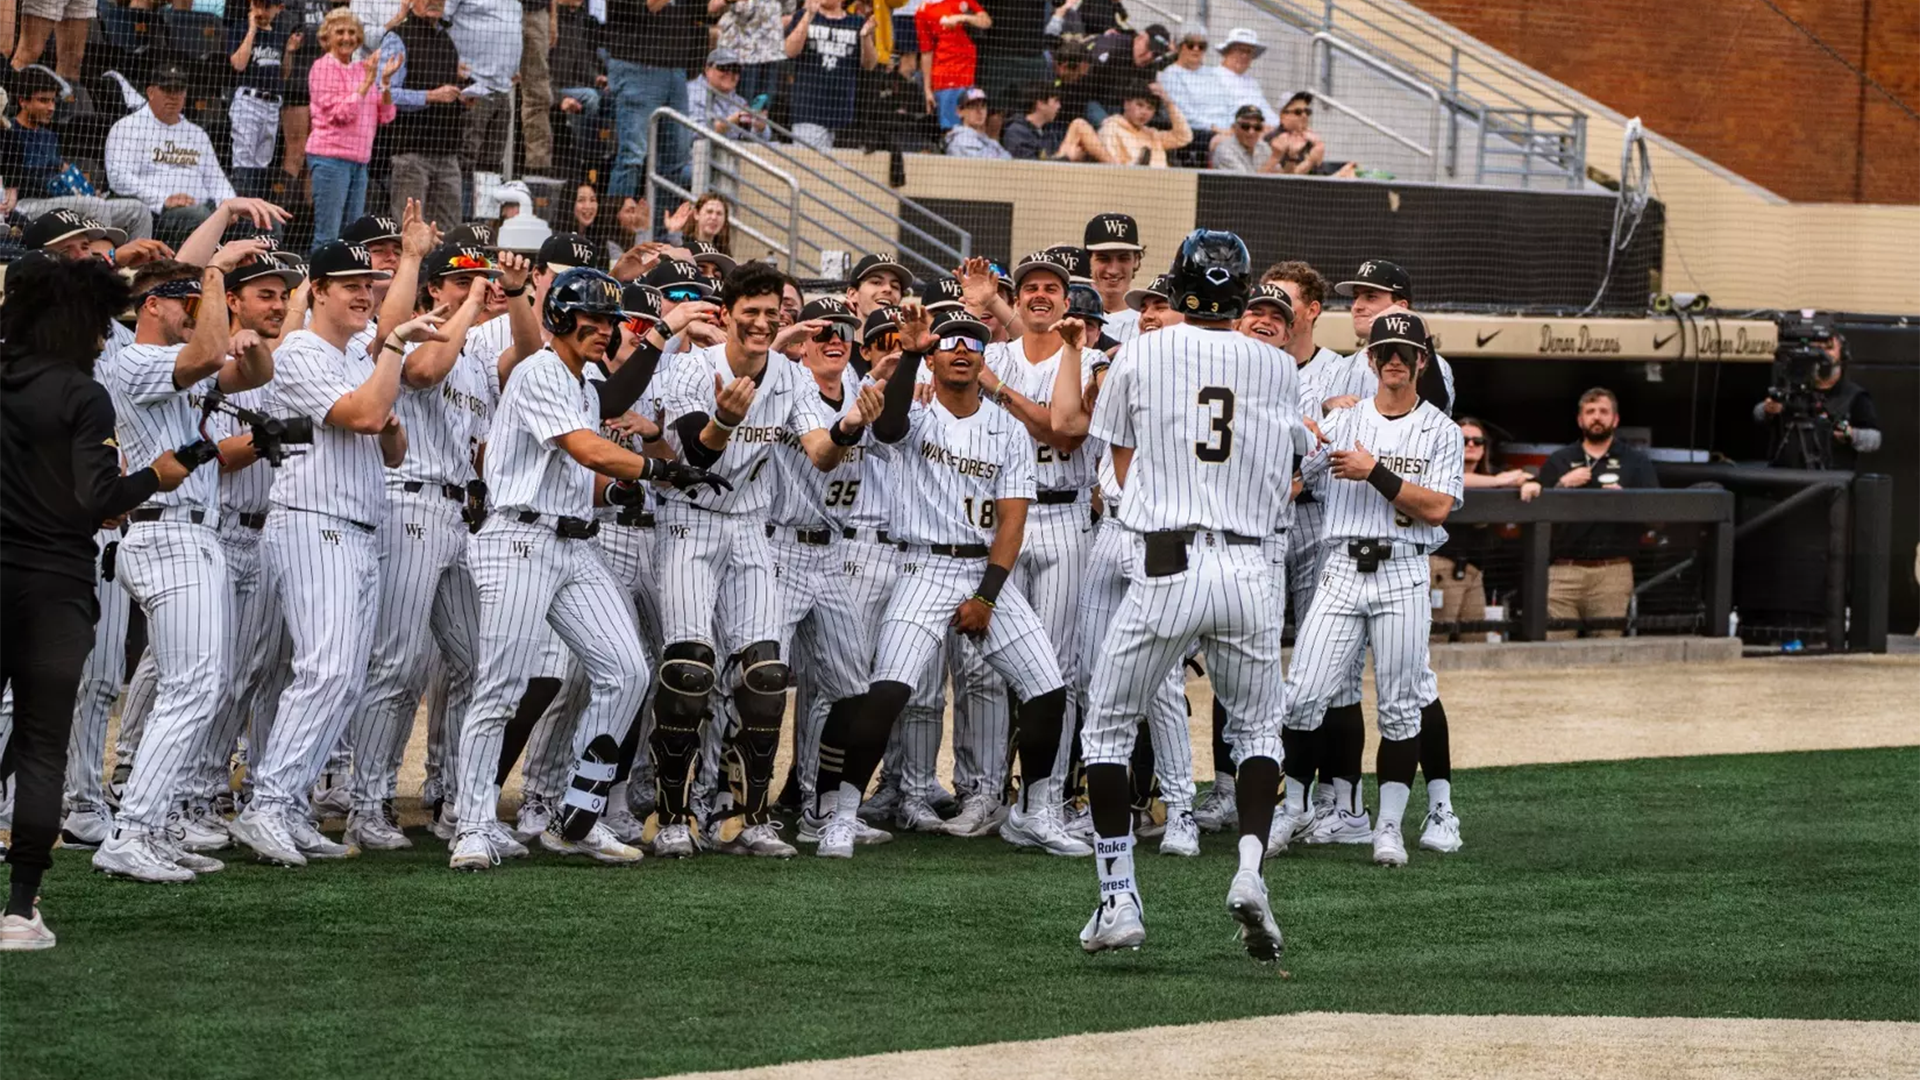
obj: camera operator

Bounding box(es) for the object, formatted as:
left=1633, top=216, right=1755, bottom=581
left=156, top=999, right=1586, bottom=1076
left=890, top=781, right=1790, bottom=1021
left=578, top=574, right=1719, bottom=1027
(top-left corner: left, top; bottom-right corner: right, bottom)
left=1, top=254, right=194, bottom=950
left=1755, top=329, right=1881, bottom=470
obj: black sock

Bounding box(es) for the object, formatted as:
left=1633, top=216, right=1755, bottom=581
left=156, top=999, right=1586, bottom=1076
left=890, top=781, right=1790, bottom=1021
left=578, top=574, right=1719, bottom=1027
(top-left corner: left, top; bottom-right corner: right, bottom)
left=1128, top=719, right=1157, bottom=807
left=814, top=693, right=863, bottom=813
left=1085, top=762, right=1132, bottom=838
left=1322, top=701, right=1365, bottom=793
left=1376, top=735, right=1420, bottom=787
left=1210, top=696, right=1232, bottom=778
left=1280, top=725, right=1319, bottom=787
left=7, top=873, right=42, bottom=918
left=611, top=700, right=646, bottom=785
left=1013, top=687, right=1067, bottom=787
left=841, top=683, right=909, bottom=798
left=495, top=677, right=563, bottom=785
left=1235, top=756, right=1281, bottom=844
left=1420, top=698, right=1451, bottom=782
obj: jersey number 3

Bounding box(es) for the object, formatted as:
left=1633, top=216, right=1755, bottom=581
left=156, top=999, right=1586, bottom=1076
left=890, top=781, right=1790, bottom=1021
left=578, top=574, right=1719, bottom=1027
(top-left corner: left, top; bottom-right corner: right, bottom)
left=1195, top=387, right=1235, bottom=463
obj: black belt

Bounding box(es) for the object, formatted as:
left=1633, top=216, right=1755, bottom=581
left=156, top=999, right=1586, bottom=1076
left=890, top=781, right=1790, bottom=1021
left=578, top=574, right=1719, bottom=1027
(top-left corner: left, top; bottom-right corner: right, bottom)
left=1147, top=528, right=1262, bottom=547
left=615, top=509, right=656, bottom=528
left=129, top=508, right=205, bottom=524
left=402, top=481, right=467, bottom=504
left=767, top=523, right=833, bottom=546
left=1035, top=490, right=1080, bottom=505
left=842, top=527, right=893, bottom=544
left=237, top=86, right=282, bottom=103
left=236, top=512, right=268, bottom=530
left=929, top=543, right=990, bottom=558
left=284, top=507, right=376, bottom=532
left=1296, top=490, right=1317, bottom=505
left=515, top=511, right=600, bottom=539
left=1141, top=529, right=1259, bottom=578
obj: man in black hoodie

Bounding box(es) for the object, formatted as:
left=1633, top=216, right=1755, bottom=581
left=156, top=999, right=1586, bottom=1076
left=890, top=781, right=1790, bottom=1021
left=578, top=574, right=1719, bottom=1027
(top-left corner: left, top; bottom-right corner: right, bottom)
left=0, top=254, right=193, bottom=950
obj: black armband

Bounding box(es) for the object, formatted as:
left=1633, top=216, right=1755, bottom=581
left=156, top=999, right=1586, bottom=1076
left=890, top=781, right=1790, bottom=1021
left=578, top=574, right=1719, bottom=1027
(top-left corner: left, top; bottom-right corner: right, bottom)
left=502, top=283, right=528, bottom=298
left=975, top=563, right=1009, bottom=605
left=828, top=419, right=863, bottom=447
left=1366, top=462, right=1404, bottom=502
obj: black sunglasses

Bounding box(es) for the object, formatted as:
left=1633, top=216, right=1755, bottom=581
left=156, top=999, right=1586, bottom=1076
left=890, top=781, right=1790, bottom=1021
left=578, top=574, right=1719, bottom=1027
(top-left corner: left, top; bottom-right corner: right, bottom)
left=1463, top=436, right=1487, bottom=446
left=1283, top=106, right=1313, bottom=116
left=1236, top=121, right=1263, bottom=131
left=811, top=322, right=857, bottom=344
left=1179, top=40, right=1205, bottom=50
left=713, top=64, right=742, bottom=75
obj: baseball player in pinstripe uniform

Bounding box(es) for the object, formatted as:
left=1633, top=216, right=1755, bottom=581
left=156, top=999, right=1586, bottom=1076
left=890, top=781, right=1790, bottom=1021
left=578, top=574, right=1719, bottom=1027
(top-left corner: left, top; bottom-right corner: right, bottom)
left=91, top=242, right=276, bottom=883
left=1084, top=214, right=1144, bottom=344
left=1078, top=230, right=1305, bottom=961
left=1281, top=310, right=1464, bottom=867
left=812, top=304, right=1076, bottom=860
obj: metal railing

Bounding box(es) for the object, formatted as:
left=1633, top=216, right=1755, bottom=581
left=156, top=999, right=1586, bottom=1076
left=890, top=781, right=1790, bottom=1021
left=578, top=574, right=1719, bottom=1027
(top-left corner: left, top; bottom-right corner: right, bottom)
left=1308, top=31, right=1441, bottom=181
left=643, top=109, right=803, bottom=271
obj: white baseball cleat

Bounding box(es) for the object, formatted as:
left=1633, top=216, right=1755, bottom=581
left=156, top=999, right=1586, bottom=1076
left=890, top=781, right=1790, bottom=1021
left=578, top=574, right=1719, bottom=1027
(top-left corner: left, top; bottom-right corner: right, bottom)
left=428, top=801, right=458, bottom=842
left=513, top=794, right=555, bottom=844
left=1265, top=805, right=1313, bottom=857
left=0, top=909, right=57, bottom=951
left=1419, top=809, right=1463, bottom=853
left=857, top=784, right=901, bottom=823
left=1192, top=778, right=1238, bottom=833
left=1159, top=810, right=1201, bottom=857
left=542, top=822, right=644, bottom=864
left=177, top=801, right=231, bottom=852
left=1062, top=803, right=1097, bottom=844
left=1080, top=896, right=1146, bottom=953
left=1225, top=869, right=1285, bottom=963
left=92, top=831, right=195, bottom=884
left=1373, top=822, right=1409, bottom=867
left=482, top=821, right=530, bottom=859
left=449, top=829, right=506, bottom=871
left=286, top=815, right=355, bottom=859
left=1303, top=808, right=1373, bottom=845
left=59, top=804, right=115, bottom=850
left=927, top=783, right=959, bottom=816
left=894, top=798, right=946, bottom=833
left=227, top=808, right=308, bottom=867
left=716, top=821, right=797, bottom=858
left=601, top=806, right=645, bottom=845
left=1000, top=802, right=1094, bottom=856
left=309, top=772, right=351, bottom=820
left=346, top=810, right=413, bottom=851
left=156, top=827, right=224, bottom=874
left=651, top=822, right=696, bottom=859
left=942, top=791, right=1007, bottom=838
left=816, top=812, right=857, bottom=859
left=797, top=811, right=893, bottom=846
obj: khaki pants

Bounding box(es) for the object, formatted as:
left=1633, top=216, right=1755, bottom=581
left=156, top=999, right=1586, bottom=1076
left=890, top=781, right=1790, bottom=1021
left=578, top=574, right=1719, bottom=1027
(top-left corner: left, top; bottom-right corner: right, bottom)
left=1547, top=560, right=1634, bottom=640
left=1429, top=555, right=1486, bottom=643
left=519, top=9, right=554, bottom=170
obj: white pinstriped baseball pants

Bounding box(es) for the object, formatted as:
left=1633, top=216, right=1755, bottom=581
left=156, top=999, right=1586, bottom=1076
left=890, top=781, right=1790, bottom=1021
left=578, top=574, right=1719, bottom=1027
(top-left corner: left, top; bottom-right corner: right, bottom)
left=1014, top=501, right=1092, bottom=782
left=458, top=519, right=648, bottom=830
left=1286, top=549, right=1437, bottom=742
left=1084, top=536, right=1286, bottom=770
left=781, top=531, right=897, bottom=806
left=113, top=517, right=231, bottom=833
left=181, top=518, right=277, bottom=804
left=655, top=504, right=783, bottom=655
left=872, top=550, right=1063, bottom=703
left=60, top=529, right=131, bottom=813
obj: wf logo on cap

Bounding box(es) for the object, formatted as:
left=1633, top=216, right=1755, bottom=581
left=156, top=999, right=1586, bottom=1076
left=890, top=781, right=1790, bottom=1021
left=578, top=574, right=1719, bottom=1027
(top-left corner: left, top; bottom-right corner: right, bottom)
left=1357, top=260, right=1378, bottom=278
left=373, top=217, right=398, bottom=234
left=1382, top=314, right=1410, bottom=334
left=1101, top=217, right=1131, bottom=237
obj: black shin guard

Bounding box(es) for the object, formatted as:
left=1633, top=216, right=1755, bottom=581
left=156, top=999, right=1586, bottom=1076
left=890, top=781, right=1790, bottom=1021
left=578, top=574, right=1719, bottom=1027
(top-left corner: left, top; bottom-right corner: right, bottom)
left=1210, top=696, right=1233, bottom=777
left=651, top=642, right=717, bottom=825
left=1376, top=734, right=1420, bottom=787
left=1013, top=687, right=1068, bottom=793
left=495, top=677, right=563, bottom=785
left=1322, top=701, right=1365, bottom=790
left=1085, top=762, right=1132, bottom=838
left=557, top=734, right=620, bottom=841
left=1419, top=698, right=1451, bottom=782
left=1235, top=756, right=1281, bottom=843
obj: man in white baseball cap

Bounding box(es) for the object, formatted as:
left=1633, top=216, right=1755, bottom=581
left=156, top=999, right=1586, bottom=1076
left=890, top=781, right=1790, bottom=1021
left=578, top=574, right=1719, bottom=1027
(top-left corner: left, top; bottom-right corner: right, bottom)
left=1212, top=28, right=1277, bottom=129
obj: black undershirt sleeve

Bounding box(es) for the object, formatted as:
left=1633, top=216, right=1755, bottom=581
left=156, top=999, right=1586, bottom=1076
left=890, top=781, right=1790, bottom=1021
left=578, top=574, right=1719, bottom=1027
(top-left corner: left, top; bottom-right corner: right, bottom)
left=871, top=350, right=923, bottom=444
left=672, top=411, right=724, bottom=468
left=592, top=340, right=663, bottom=419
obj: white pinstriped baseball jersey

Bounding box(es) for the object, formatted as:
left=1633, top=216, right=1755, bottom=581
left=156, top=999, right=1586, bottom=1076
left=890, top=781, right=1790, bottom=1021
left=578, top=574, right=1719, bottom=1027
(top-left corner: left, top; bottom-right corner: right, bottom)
left=1090, top=323, right=1309, bottom=536
left=268, top=329, right=391, bottom=524
left=656, top=344, right=826, bottom=517
left=100, top=320, right=134, bottom=379
left=583, top=360, right=648, bottom=520
left=1295, top=345, right=1345, bottom=417
left=1300, top=399, right=1464, bottom=546
left=983, top=341, right=1097, bottom=494
left=886, top=397, right=1034, bottom=547
left=388, top=343, right=491, bottom=487
left=1106, top=307, right=1142, bottom=344
left=769, top=368, right=879, bottom=531
left=1319, top=348, right=1457, bottom=415
left=462, top=314, right=515, bottom=405
left=212, top=386, right=274, bottom=515
left=107, top=342, right=221, bottom=521
left=484, top=348, right=599, bottom=519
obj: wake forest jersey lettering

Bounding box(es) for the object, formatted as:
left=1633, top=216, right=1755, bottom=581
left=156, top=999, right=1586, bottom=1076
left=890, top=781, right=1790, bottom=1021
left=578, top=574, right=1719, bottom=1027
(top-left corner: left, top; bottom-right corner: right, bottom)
left=389, top=341, right=492, bottom=488
left=658, top=344, right=825, bottom=516
left=1089, top=322, right=1309, bottom=537
left=1300, top=398, right=1464, bottom=547
left=887, top=397, right=1034, bottom=548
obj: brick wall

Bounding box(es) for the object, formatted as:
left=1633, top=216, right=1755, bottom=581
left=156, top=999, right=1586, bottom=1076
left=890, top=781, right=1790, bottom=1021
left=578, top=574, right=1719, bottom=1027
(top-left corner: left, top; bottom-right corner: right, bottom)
left=1417, top=0, right=1920, bottom=204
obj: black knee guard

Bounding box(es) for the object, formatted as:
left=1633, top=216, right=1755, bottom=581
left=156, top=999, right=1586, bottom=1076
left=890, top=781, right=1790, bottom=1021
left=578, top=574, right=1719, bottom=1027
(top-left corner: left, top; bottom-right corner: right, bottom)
left=1419, top=698, right=1451, bottom=782
left=557, top=733, right=620, bottom=842
left=1321, top=701, right=1365, bottom=785
left=723, top=641, right=788, bottom=825
left=650, top=642, right=716, bottom=823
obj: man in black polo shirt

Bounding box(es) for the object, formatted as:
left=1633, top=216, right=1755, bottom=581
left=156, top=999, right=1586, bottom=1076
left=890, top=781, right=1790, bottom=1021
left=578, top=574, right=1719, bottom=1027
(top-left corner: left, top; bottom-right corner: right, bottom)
left=1520, top=387, right=1659, bottom=639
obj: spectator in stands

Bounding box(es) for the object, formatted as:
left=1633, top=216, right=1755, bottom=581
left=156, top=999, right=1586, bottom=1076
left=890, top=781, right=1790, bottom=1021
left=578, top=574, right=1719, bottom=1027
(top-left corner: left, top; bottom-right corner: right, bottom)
left=1520, top=388, right=1659, bottom=640
left=1160, top=24, right=1227, bottom=150
left=1001, top=81, right=1108, bottom=162
left=307, top=7, right=399, bottom=244
left=1098, top=81, right=1189, bottom=168
left=549, top=0, right=606, bottom=166
left=845, top=39, right=938, bottom=154
left=1047, top=0, right=1119, bottom=39
left=942, top=87, right=1007, bottom=159
left=783, top=0, right=879, bottom=152
left=104, top=61, right=239, bottom=247
left=8, top=0, right=92, bottom=82
left=1084, top=25, right=1169, bottom=125
left=1433, top=418, right=1528, bottom=643
left=443, top=0, right=520, bottom=175
left=915, top=0, right=988, bottom=131
left=662, top=191, right=731, bottom=252
left=379, top=0, right=465, bottom=230
left=569, top=181, right=629, bottom=264
left=354, top=0, right=407, bottom=46
left=228, top=0, right=290, bottom=201
left=517, top=0, right=555, bottom=177
left=1209, top=103, right=1274, bottom=173
left=973, top=0, right=1048, bottom=114
left=607, top=0, right=704, bottom=199
left=1269, top=90, right=1352, bottom=176
left=0, top=69, right=154, bottom=241
left=283, top=1, right=329, bottom=197
left=1049, top=39, right=1095, bottom=127
left=1212, top=28, right=1276, bottom=129
left=687, top=47, right=771, bottom=142
left=714, top=0, right=788, bottom=108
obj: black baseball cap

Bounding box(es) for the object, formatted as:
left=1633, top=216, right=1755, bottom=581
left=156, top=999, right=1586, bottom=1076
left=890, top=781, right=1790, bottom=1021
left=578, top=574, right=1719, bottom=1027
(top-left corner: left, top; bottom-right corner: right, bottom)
left=1047, top=243, right=1091, bottom=284
left=689, top=241, right=736, bottom=276
left=444, top=222, right=495, bottom=248
left=1245, top=282, right=1295, bottom=322
left=224, top=252, right=306, bottom=291
left=1125, top=273, right=1173, bottom=310
left=1084, top=212, right=1142, bottom=253
left=423, top=241, right=501, bottom=281
left=799, top=295, right=859, bottom=325
left=645, top=258, right=713, bottom=297
left=341, top=214, right=401, bottom=246
left=1335, top=258, right=1413, bottom=301
left=931, top=308, right=991, bottom=343
left=622, top=281, right=664, bottom=322
left=1012, top=247, right=1072, bottom=288
left=849, top=251, right=911, bottom=291
left=147, top=61, right=189, bottom=91
left=24, top=208, right=126, bottom=250
left=1233, top=103, right=1266, bottom=124
left=863, top=305, right=902, bottom=345
left=536, top=231, right=599, bottom=272
left=1366, top=309, right=1430, bottom=353
left=919, top=276, right=965, bottom=312
left=306, top=239, right=392, bottom=280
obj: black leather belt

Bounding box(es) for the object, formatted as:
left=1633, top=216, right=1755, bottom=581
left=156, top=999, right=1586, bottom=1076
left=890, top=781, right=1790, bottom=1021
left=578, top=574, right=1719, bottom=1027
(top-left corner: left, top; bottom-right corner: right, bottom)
left=285, top=507, right=375, bottom=532
left=515, top=511, right=599, bottom=539
left=929, top=543, right=989, bottom=558
left=615, top=509, right=656, bottom=528
left=402, top=481, right=466, bottom=504
left=842, top=527, right=893, bottom=544
left=1035, top=490, right=1080, bottom=505
left=1147, top=528, right=1261, bottom=547
left=767, top=523, right=833, bottom=546
left=130, top=508, right=204, bottom=524
left=237, top=86, right=282, bottom=103
left=236, top=512, right=268, bottom=530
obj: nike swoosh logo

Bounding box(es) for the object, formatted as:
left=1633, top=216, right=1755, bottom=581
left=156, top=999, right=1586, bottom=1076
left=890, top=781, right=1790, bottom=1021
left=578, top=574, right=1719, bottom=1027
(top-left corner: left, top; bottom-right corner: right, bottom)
left=1652, top=332, right=1677, bottom=350
left=1475, top=330, right=1501, bottom=347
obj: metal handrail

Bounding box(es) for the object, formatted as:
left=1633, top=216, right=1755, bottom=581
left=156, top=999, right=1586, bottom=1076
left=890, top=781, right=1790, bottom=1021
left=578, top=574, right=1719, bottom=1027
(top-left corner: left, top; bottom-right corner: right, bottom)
left=645, top=109, right=801, bottom=270
left=1309, top=30, right=1441, bottom=179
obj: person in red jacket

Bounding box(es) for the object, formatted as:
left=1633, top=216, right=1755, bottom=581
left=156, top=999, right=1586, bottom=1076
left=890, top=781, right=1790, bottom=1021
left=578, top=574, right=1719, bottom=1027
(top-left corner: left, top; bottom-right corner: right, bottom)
left=915, top=0, right=990, bottom=131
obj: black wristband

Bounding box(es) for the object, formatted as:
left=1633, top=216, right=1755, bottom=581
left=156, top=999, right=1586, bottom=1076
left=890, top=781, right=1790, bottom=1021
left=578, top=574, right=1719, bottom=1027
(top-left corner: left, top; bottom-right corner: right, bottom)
left=502, top=283, right=528, bottom=298
left=976, top=562, right=1009, bottom=605
left=1366, top=461, right=1404, bottom=502
left=828, top=419, right=863, bottom=447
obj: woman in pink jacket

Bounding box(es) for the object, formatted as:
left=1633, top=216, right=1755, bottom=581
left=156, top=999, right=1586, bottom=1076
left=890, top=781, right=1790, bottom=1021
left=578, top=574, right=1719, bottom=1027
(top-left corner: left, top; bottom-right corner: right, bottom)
left=307, top=8, right=400, bottom=244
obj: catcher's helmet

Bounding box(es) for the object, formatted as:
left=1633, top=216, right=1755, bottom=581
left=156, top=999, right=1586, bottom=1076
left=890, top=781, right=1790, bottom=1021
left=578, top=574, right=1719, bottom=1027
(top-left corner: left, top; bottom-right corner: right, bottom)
left=1167, top=229, right=1251, bottom=321
left=543, top=267, right=627, bottom=336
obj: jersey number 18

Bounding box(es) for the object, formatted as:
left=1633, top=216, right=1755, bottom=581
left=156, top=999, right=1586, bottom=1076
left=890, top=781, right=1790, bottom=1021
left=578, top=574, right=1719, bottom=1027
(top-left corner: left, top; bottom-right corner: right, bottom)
left=963, top=496, right=996, bottom=529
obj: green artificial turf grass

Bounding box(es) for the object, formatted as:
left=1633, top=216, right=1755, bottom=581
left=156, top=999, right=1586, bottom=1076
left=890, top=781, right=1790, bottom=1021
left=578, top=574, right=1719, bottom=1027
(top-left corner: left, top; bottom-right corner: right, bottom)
left=2, top=747, right=1915, bottom=1080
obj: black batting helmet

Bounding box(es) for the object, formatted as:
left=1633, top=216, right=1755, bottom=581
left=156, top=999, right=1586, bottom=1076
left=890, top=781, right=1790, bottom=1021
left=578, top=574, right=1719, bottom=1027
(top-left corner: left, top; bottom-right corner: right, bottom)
left=1065, top=283, right=1108, bottom=325
left=543, top=267, right=627, bottom=336
left=1167, top=229, right=1251, bottom=320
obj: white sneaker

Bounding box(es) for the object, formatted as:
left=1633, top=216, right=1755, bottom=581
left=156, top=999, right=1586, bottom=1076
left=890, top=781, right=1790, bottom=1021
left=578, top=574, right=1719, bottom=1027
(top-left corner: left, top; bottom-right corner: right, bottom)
left=1265, top=804, right=1313, bottom=857
left=542, top=821, right=644, bottom=864
left=857, top=784, right=901, bottom=823
left=797, top=811, right=894, bottom=846
left=1419, top=808, right=1463, bottom=853
left=1000, top=802, right=1093, bottom=857
left=1079, top=896, right=1146, bottom=953
left=0, top=909, right=56, bottom=951
left=943, top=791, right=1008, bottom=838
left=1373, top=822, right=1409, bottom=867
left=92, top=830, right=196, bottom=883
left=927, top=783, right=959, bottom=816
left=428, top=801, right=458, bottom=841
left=1133, top=798, right=1169, bottom=838
left=816, top=812, right=857, bottom=859
left=177, top=802, right=231, bottom=851
left=651, top=821, right=696, bottom=858
left=513, top=794, right=555, bottom=843
left=1192, top=778, right=1237, bottom=832
left=449, top=829, right=506, bottom=871
left=1303, top=808, right=1373, bottom=845
left=1312, top=783, right=1336, bottom=819
left=1159, top=810, right=1200, bottom=857
left=482, top=821, right=530, bottom=859
left=1225, top=869, right=1285, bottom=963
left=602, top=805, right=645, bottom=845
left=286, top=815, right=355, bottom=859
left=1062, top=802, right=1097, bottom=844
left=155, top=826, right=225, bottom=874
left=59, top=804, right=114, bottom=850
left=227, top=807, right=308, bottom=867
left=346, top=810, right=413, bottom=851
left=716, top=820, right=797, bottom=858
left=894, top=797, right=946, bottom=833
left=309, top=772, right=351, bottom=820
